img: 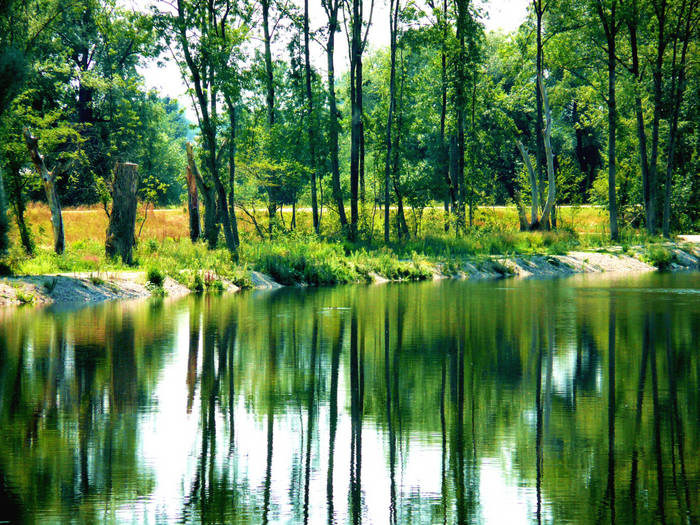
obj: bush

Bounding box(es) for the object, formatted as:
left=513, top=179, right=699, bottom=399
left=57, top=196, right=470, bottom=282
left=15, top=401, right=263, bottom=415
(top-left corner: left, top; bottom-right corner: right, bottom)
left=43, top=277, right=58, bottom=293
left=645, top=245, right=674, bottom=271
left=15, top=286, right=34, bottom=305
left=147, top=266, right=165, bottom=287
left=190, top=272, right=205, bottom=293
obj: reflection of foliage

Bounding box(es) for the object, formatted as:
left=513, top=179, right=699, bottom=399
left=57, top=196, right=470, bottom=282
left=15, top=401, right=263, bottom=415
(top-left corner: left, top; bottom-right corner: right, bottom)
left=1, top=277, right=699, bottom=523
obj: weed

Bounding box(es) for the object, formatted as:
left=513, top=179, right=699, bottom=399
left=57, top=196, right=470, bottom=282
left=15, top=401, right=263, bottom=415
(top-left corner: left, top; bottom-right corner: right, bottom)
left=645, top=245, right=674, bottom=271
left=15, top=286, right=35, bottom=305
left=43, top=277, right=58, bottom=293
left=190, top=272, right=205, bottom=293
left=147, top=266, right=165, bottom=287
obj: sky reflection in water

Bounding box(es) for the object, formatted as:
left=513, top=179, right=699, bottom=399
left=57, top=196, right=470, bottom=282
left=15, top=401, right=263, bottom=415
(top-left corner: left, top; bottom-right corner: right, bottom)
left=0, top=272, right=699, bottom=524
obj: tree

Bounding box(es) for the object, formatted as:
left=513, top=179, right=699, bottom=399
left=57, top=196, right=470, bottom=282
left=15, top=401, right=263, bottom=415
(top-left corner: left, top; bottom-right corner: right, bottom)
left=383, top=0, right=401, bottom=242
left=161, top=0, right=246, bottom=259
left=303, top=0, right=319, bottom=234
left=662, top=0, right=698, bottom=237
left=593, top=0, right=621, bottom=241
left=347, top=0, right=375, bottom=240
left=23, top=128, right=66, bottom=254
left=321, top=0, right=348, bottom=230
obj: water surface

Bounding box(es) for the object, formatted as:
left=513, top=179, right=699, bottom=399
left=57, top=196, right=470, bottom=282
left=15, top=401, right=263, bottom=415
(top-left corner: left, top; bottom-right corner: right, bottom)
left=1, top=273, right=699, bottom=524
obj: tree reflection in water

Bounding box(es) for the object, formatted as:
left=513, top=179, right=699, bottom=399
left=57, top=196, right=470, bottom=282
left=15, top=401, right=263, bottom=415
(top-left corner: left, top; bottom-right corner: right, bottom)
left=0, top=273, right=699, bottom=524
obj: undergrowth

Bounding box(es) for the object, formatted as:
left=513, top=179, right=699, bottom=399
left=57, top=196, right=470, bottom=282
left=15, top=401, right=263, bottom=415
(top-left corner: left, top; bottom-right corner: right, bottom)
left=0, top=225, right=679, bottom=287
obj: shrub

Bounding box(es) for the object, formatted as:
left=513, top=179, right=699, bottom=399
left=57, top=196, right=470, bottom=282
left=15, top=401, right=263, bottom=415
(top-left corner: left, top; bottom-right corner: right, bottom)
left=147, top=266, right=165, bottom=287
left=190, top=272, right=205, bottom=293
left=645, top=245, right=674, bottom=271
left=15, top=286, right=34, bottom=305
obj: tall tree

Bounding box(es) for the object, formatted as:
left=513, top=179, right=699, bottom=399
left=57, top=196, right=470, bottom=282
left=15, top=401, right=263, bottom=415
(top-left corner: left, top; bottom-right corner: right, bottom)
left=594, top=0, right=621, bottom=241
left=347, top=0, right=374, bottom=240
left=626, top=0, right=653, bottom=233
left=662, top=0, right=698, bottom=236
left=303, top=0, right=320, bottom=234
left=322, top=0, right=348, bottom=231
left=24, top=129, right=66, bottom=254
left=453, top=0, right=471, bottom=232
left=533, top=0, right=549, bottom=220
left=383, top=0, right=401, bottom=242
left=165, top=0, right=243, bottom=259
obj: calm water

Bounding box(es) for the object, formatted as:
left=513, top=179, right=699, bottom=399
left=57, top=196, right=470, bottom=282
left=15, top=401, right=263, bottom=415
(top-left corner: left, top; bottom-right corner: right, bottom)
left=1, top=273, right=699, bottom=524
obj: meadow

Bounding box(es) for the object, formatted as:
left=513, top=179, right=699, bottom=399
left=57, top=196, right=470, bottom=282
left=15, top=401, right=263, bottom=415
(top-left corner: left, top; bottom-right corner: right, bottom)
left=3, top=202, right=671, bottom=289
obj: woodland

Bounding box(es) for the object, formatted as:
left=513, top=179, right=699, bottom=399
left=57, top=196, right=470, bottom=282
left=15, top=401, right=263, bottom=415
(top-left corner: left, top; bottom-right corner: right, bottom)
left=0, top=0, right=698, bottom=268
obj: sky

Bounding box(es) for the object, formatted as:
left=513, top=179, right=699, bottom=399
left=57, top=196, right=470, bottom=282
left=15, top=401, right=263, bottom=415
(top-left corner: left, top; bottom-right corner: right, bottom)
left=130, top=0, right=531, bottom=120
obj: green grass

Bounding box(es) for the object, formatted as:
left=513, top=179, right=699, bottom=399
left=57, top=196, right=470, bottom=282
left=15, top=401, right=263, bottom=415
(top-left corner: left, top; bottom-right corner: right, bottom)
left=14, top=286, right=35, bottom=305
left=644, top=245, right=674, bottom=271
left=1, top=222, right=681, bottom=288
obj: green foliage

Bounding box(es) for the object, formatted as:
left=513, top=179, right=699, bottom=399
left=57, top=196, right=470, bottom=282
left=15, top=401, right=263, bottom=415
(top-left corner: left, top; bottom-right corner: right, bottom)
left=146, top=266, right=165, bottom=287
left=0, top=170, right=9, bottom=255
left=0, top=47, right=27, bottom=115
left=14, top=285, right=34, bottom=304
left=42, top=277, right=58, bottom=293
left=645, top=245, right=674, bottom=271
left=189, top=273, right=205, bottom=293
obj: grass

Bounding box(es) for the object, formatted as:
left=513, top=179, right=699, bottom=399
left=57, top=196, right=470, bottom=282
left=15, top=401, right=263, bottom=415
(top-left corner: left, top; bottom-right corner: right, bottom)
left=14, top=285, right=35, bottom=305
left=2, top=202, right=680, bottom=288
left=644, top=245, right=674, bottom=271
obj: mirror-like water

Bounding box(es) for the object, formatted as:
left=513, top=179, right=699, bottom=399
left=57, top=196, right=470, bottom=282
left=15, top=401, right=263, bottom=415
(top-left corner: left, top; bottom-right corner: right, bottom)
left=1, top=273, right=699, bottom=524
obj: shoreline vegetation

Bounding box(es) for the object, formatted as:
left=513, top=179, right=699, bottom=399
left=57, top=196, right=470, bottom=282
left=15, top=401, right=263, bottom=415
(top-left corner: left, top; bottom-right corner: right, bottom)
left=1, top=205, right=699, bottom=308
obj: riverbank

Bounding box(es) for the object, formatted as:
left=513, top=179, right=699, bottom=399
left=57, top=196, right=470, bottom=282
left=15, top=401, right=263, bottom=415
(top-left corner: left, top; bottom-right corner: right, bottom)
left=2, top=239, right=699, bottom=307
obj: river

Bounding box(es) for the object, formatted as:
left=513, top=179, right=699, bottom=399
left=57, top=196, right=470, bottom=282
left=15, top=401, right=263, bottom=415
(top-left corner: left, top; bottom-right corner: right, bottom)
left=1, top=272, right=698, bottom=524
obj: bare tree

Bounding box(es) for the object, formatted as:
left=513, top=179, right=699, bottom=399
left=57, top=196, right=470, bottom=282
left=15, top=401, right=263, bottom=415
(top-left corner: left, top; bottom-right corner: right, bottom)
left=23, top=128, right=65, bottom=254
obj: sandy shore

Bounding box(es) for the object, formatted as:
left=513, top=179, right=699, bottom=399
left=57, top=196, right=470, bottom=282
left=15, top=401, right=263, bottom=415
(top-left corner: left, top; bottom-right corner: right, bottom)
left=2, top=242, right=699, bottom=308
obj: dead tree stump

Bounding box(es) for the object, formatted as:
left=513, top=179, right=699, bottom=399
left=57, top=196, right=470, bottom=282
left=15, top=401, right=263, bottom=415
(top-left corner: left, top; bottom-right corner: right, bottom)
left=106, top=162, right=139, bottom=264
left=23, top=128, right=65, bottom=254
left=186, top=163, right=201, bottom=242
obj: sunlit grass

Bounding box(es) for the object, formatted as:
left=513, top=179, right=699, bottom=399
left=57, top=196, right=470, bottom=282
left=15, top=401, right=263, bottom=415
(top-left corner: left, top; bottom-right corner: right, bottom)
left=3, top=202, right=672, bottom=286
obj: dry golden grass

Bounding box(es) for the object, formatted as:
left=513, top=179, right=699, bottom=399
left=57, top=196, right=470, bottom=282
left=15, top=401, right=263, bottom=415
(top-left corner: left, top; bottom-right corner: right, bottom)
left=16, top=202, right=610, bottom=249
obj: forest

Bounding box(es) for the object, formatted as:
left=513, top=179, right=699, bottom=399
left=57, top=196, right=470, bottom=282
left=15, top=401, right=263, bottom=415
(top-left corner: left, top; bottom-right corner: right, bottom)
left=0, top=0, right=698, bottom=273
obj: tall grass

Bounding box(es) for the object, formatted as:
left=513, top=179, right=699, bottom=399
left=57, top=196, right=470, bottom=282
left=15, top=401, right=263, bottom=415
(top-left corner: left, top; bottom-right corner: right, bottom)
left=3, top=203, right=672, bottom=287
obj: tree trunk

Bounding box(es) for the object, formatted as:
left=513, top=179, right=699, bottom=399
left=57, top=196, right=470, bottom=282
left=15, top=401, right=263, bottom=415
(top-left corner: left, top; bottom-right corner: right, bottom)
left=513, top=190, right=529, bottom=231
left=439, top=0, right=455, bottom=230
left=393, top=48, right=409, bottom=240
left=648, top=0, right=667, bottom=235
left=534, top=1, right=546, bottom=214
left=0, top=168, right=9, bottom=256
left=600, top=0, right=620, bottom=241
left=10, top=182, right=33, bottom=255
left=468, top=77, right=476, bottom=228
left=628, top=17, right=653, bottom=234
left=325, top=12, right=347, bottom=230
left=187, top=142, right=219, bottom=248
left=268, top=201, right=277, bottom=236
left=262, top=0, right=275, bottom=128
left=303, top=0, right=319, bottom=234
left=186, top=163, right=201, bottom=243
left=663, top=0, right=694, bottom=237
left=454, top=0, right=469, bottom=234
left=262, top=0, right=279, bottom=226
left=23, top=128, right=65, bottom=254
left=539, top=74, right=556, bottom=227
left=214, top=178, right=239, bottom=260
left=349, top=0, right=363, bottom=241
left=105, top=162, right=139, bottom=264
left=516, top=140, right=539, bottom=228
left=227, top=101, right=241, bottom=247
left=384, top=0, right=399, bottom=243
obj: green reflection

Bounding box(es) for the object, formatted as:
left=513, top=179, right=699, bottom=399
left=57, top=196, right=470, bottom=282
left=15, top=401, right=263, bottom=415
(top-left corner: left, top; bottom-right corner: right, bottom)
left=0, top=273, right=699, bottom=524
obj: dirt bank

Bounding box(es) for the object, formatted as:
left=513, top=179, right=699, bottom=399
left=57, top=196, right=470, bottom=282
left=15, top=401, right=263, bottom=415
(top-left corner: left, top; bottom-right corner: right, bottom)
left=2, top=243, right=699, bottom=308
